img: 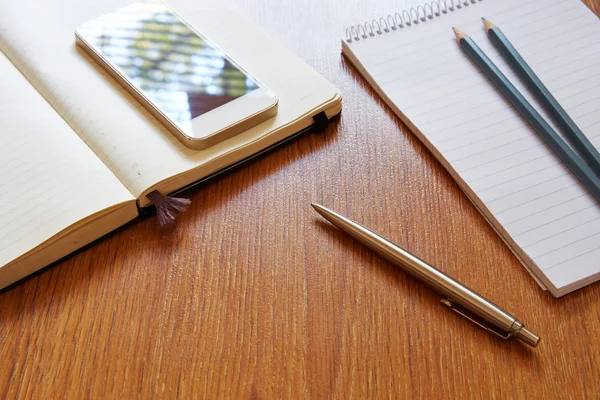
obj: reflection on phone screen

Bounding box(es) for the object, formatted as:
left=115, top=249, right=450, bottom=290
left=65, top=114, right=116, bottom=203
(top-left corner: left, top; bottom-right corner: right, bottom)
left=78, top=1, right=259, bottom=124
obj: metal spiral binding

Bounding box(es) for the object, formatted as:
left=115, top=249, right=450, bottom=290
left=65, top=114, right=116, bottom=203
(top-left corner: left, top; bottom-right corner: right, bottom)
left=345, top=0, right=483, bottom=43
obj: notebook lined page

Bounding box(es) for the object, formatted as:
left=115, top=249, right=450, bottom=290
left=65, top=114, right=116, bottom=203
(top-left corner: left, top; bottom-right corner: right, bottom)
left=343, top=0, right=600, bottom=294
left=0, top=52, right=135, bottom=269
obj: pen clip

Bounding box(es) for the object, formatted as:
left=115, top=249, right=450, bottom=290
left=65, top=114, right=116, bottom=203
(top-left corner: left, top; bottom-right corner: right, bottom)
left=440, top=299, right=514, bottom=340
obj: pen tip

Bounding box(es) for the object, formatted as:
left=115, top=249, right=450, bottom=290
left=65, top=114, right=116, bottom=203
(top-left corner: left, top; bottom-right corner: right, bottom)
left=481, top=17, right=495, bottom=33
left=452, top=27, right=467, bottom=42
left=311, top=203, right=330, bottom=220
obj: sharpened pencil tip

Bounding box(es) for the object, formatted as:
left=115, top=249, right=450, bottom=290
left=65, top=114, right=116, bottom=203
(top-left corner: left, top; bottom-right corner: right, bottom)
left=482, top=17, right=495, bottom=33
left=452, top=27, right=467, bottom=42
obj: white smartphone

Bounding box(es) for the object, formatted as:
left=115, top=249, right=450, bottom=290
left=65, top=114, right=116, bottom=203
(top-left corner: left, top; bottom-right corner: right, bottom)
left=75, top=0, right=278, bottom=150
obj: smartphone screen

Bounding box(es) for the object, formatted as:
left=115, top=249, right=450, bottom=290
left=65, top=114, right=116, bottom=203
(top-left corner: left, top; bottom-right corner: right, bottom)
left=77, top=1, right=260, bottom=125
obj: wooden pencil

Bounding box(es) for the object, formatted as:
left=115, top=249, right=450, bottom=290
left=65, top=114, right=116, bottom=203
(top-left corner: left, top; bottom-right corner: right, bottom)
left=452, top=27, right=600, bottom=203
left=482, top=18, right=600, bottom=176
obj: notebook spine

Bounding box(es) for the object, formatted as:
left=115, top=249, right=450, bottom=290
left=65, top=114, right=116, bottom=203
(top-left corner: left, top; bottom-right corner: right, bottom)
left=345, top=0, right=483, bottom=43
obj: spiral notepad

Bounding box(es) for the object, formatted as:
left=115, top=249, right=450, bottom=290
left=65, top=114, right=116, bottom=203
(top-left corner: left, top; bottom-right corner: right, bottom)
left=342, top=0, right=600, bottom=297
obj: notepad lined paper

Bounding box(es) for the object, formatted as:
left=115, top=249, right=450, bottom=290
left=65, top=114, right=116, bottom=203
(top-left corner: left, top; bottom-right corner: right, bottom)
left=342, top=0, right=600, bottom=296
left=0, top=52, right=135, bottom=272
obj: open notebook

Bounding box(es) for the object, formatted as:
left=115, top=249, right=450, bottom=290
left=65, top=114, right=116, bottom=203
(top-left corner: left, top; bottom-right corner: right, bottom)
left=342, top=0, right=600, bottom=297
left=0, top=0, right=342, bottom=289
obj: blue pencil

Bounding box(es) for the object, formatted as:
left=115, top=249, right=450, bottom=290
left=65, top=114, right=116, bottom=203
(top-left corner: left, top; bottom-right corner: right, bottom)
left=483, top=18, right=600, bottom=176
left=453, top=27, right=600, bottom=204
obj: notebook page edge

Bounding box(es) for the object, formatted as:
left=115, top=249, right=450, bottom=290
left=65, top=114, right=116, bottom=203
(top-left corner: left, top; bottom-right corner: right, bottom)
left=0, top=200, right=138, bottom=290
left=136, top=92, right=342, bottom=207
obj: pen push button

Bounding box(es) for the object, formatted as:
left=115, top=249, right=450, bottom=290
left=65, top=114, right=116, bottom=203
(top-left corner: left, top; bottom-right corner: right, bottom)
left=440, top=299, right=539, bottom=346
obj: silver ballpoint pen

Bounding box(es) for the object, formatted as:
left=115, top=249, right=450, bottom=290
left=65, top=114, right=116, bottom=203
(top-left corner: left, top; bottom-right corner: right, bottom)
left=312, top=203, right=540, bottom=347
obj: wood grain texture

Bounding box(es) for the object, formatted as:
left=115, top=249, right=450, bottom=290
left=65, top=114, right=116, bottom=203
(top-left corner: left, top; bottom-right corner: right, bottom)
left=2, top=1, right=600, bottom=398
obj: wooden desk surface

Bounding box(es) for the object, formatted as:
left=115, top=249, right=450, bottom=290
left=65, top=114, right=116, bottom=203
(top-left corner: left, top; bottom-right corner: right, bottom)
left=2, top=1, right=600, bottom=398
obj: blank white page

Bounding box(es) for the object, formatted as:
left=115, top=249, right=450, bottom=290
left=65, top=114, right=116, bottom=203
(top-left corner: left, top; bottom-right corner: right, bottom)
left=0, top=52, right=135, bottom=270
left=343, top=0, right=600, bottom=295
